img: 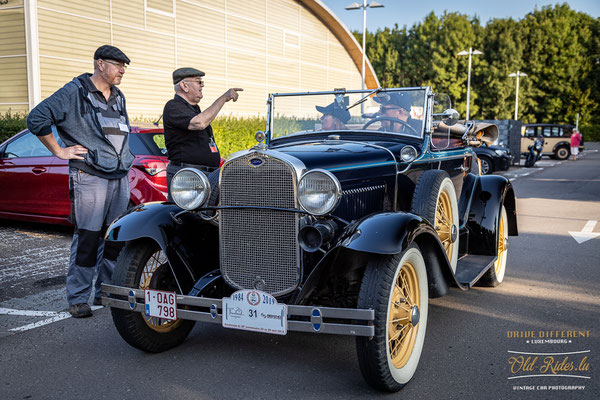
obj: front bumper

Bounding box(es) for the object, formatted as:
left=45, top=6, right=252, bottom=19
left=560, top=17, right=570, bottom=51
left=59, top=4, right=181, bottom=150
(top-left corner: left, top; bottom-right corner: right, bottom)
left=101, top=284, right=375, bottom=337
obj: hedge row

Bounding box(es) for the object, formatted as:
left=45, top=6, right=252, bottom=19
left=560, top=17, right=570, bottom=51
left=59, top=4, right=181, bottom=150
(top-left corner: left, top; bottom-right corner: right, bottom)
left=211, top=116, right=266, bottom=156
left=580, top=125, right=600, bottom=142
left=0, top=111, right=265, bottom=156
left=3, top=110, right=599, bottom=155
left=0, top=110, right=28, bottom=144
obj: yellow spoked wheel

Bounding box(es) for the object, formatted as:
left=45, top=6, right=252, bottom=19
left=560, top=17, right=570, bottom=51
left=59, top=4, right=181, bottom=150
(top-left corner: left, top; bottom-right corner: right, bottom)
left=481, top=205, right=508, bottom=286
left=139, top=250, right=183, bottom=333
left=435, top=190, right=455, bottom=265
left=356, top=244, right=428, bottom=392
left=388, top=260, right=420, bottom=368
left=494, top=207, right=507, bottom=275
left=111, top=241, right=196, bottom=353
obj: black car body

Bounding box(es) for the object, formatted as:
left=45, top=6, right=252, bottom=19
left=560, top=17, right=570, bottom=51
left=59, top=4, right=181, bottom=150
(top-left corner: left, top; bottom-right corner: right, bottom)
left=473, top=143, right=513, bottom=174
left=102, top=87, right=518, bottom=392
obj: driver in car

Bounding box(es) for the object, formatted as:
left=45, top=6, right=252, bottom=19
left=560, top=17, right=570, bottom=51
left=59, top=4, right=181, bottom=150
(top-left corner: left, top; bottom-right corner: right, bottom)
left=316, top=101, right=350, bottom=130
left=374, top=92, right=420, bottom=134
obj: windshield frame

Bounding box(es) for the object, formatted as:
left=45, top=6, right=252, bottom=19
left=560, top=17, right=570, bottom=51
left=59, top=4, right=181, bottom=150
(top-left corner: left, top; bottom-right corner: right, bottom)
left=266, top=87, right=432, bottom=144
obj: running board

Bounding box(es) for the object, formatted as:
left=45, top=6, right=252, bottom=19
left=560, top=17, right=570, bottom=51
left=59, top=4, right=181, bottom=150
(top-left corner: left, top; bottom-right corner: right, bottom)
left=454, top=255, right=496, bottom=287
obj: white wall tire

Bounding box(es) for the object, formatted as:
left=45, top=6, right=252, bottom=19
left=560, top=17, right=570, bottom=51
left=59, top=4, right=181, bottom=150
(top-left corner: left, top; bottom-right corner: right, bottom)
left=356, top=244, right=428, bottom=392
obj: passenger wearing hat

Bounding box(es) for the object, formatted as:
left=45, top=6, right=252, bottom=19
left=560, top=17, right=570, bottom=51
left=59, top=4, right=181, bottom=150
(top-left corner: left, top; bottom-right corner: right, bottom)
left=373, top=92, right=421, bottom=134
left=27, top=45, right=133, bottom=318
left=163, top=67, right=243, bottom=200
left=316, top=102, right=351, bottom=130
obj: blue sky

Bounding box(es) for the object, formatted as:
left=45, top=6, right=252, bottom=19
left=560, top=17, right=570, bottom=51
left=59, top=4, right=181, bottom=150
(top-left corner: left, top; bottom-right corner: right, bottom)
left=320, top=0, right=600, bottom=32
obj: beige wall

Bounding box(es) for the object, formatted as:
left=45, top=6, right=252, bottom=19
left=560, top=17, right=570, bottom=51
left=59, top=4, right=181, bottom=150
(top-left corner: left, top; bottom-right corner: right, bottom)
left=2, top=0, right=370, bottom=119
left=0, top=0, right=28, bottom=114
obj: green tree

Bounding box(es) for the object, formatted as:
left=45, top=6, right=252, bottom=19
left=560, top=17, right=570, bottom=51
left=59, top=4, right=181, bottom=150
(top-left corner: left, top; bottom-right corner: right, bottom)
left=359, top=3, right=600, bottom=125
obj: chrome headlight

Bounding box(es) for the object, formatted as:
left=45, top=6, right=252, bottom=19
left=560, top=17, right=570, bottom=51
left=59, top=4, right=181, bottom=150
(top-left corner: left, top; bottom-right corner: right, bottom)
left=401, top=145, right=418, bottom=162
left=297, top=169, right=341, bottom=216
left=494, top=149, right=507, bottom=156
left=170, top=168, right=211, bottom=210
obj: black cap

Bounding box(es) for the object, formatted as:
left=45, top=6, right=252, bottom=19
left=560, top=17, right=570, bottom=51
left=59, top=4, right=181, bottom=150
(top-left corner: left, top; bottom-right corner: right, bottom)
left=315, top=102, right=351, bottom=123
left=93, top=45, right=130, bottom=64
left=173, top=67, right=206, bottom=84
left=374, top=92, right=412, bottom=111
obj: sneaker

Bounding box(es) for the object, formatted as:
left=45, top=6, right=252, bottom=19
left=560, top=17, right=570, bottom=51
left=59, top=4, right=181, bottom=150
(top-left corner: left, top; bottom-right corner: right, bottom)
left=92, top=297, right=103, bottom=306
left=68, top=303, right=92, bottom=318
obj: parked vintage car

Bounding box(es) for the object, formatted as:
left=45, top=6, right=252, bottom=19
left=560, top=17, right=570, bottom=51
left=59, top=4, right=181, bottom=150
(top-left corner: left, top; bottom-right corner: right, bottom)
left=521, top=123, right=583, bottom=160
left=102, top=87, right=518, bottom=392
left=0, top=127, right=168, bottom=225
left=473, top=143, right=513, bottom=174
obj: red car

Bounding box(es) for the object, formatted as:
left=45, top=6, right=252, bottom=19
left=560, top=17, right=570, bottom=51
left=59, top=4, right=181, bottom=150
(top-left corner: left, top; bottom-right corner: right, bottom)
left=0, top=127, right=168, bottom=226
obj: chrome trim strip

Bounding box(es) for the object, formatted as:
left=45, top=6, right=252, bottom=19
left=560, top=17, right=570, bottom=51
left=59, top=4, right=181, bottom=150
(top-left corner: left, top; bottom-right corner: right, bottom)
left=349, top=140, right=399, bottom=209
left=341, top=185, right=385, bottom=196
left=270, top=87, right=429, bottom=97
left=102, top=284, right=374, bottom=337
left=223, top=149, right=307, bottom=183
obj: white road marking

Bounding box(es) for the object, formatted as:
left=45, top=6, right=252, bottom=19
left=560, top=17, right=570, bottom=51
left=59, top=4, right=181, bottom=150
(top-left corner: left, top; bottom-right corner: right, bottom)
left=0, top=307, right=61, bottom=317
left=1, top=305, right=103, bottom=332
left=10, top=313, right=71, bottom=332
left=568, top=220, right=600, bottom=244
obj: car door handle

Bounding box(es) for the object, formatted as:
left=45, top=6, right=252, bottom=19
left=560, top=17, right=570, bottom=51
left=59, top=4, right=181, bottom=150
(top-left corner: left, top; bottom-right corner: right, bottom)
left=32, top=167, right=47, bottom=174
left=456, top=165, right=469, bottom=172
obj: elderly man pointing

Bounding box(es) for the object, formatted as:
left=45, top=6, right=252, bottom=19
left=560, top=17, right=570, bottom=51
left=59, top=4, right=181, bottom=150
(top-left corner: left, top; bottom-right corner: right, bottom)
left=163, top=67, right=243, bottom=198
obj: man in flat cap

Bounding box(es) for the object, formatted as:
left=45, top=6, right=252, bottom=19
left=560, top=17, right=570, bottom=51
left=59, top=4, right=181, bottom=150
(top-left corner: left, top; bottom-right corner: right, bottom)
left=316, top=101, right=350, bottom=130
left=373, top=92, right=421, bottom=135
left=27, top=44, right=133, bottom=318
left=163, top=67, right=243, bottom=198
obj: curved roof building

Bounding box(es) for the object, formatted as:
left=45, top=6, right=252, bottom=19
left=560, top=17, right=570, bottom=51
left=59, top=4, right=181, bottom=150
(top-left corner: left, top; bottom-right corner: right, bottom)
left=1, top=0, right=379, bottom=118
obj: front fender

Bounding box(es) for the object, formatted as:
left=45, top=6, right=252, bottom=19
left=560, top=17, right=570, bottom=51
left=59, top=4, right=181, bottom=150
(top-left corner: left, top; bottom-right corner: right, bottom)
left=467, top=175, right=517, bottom=256
left=106, top=202, right=219, bottom=293
left=295, top=212, right=457, bottom=303
left=340, top=212, right=423, bottom=254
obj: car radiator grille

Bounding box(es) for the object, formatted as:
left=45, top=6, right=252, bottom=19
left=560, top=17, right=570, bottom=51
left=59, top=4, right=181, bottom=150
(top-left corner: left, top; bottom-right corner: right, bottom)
left=219, top=153, right=300, bottom=296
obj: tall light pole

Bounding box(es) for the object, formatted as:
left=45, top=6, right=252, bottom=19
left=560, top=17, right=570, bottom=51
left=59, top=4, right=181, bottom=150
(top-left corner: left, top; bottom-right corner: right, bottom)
left=457, top=48, right=483, bottom=120
left=508, top=71, right=527, bottom=120
left=346, top=1, right=384, bottom=113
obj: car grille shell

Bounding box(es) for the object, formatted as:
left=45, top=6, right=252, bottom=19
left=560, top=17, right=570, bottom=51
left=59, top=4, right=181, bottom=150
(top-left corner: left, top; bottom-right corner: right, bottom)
left=219, top=152, right=300, bottom=296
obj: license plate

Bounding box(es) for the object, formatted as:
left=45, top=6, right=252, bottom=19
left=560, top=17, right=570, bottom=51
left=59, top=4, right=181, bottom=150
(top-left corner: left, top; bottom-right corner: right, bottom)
left=144, top=289, right=177, bottom=321
left=222, top=289, right=287, bottom=335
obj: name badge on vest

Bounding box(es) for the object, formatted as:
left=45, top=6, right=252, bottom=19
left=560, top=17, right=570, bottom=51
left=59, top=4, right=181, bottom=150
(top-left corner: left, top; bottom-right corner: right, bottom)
left=209, top=138, right=218, bottom=153
left=118, top=123, right=129, bottom=133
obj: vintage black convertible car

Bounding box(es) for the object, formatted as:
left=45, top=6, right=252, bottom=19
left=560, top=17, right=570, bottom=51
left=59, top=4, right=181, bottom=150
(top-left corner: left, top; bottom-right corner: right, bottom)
left=102, top=87, right=518, bottom=392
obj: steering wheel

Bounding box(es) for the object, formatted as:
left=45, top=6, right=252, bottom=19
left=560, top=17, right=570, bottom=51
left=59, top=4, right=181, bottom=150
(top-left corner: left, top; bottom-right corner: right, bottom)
left=362, top=116, right=418, bottom=135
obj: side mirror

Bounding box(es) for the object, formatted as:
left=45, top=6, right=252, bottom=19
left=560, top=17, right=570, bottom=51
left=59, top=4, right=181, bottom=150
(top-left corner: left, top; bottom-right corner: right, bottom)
left=442, top=109, right=459, bottom=126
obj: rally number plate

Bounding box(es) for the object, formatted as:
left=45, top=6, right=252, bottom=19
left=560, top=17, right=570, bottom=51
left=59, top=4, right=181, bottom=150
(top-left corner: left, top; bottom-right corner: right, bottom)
left=222, top=289, right=287, bottom=335
left=144, top=289, right=177, bottom=321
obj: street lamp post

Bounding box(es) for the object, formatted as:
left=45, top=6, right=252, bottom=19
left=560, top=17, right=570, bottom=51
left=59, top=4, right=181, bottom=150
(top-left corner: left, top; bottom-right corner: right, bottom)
left=508, top=71, right=527, bottom=120
left=457, top=48, right=483, bottom=120
left=345, top=1, right=384, bottom=114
